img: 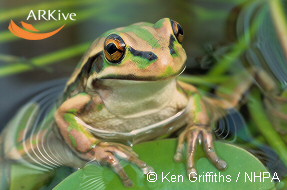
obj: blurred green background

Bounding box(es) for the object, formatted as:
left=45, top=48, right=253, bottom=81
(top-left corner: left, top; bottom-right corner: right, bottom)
left=1, top=0, right=287, bottom=188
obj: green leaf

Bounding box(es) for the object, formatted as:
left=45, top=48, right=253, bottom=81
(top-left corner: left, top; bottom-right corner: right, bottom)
left=10, top=164, right=53, bottom=190
left=54, top=139, right=275, bottom=190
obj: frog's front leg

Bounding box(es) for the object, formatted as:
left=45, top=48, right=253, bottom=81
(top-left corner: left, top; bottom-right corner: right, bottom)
left=174, top=93, right=227, bottom=176
left=55, top=93, right=150, bottom=187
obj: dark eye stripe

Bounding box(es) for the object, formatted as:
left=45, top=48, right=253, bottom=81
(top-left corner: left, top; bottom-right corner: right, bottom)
left=86, top=52, right=104, bottom=73
left=169, top=35, right=176, bottom=55
left=129, top=47, right=158, bottom=61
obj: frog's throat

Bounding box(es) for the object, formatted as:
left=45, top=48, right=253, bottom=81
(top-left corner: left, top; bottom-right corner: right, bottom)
left=90, top=78, right=182, bottom=119
left=75, top=99, right=192, bottom=144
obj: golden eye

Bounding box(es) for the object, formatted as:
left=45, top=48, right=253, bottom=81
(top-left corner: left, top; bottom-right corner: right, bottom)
left=171, top=20, right=184, bottom=44
left=104, top=34, right=126, bottom=63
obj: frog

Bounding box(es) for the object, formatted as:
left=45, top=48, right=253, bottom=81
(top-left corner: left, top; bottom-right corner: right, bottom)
left=1, top=18, right=286, bottom=188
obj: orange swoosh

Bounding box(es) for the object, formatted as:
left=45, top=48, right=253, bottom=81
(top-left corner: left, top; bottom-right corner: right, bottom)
left=8, top=20, right=65, bottom=40
left=21, top=21, right=39, bottom=32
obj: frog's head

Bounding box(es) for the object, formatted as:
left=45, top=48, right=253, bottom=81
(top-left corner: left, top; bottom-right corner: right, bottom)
left=68, top=18, right=186, bottom=89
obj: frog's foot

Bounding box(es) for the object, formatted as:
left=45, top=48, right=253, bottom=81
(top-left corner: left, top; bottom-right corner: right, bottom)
left=174, top=125, right=227, bottom=177
left=87, top=142, right=153, bottom=187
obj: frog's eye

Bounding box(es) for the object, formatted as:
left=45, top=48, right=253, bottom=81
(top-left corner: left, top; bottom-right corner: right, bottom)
left=171, top=20, right=184, bottom=44
left=104, top=34, right=126, bottom=63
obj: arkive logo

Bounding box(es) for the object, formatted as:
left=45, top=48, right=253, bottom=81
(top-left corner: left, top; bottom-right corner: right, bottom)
left=9, top=10, right=76, bottom=40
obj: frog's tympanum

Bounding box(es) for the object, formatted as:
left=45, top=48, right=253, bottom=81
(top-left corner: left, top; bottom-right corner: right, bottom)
left=1, top=18, right=285, bottom=187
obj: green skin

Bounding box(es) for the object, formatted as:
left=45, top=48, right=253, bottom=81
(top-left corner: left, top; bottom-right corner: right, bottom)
left=4, top=18, right=286, bottom=187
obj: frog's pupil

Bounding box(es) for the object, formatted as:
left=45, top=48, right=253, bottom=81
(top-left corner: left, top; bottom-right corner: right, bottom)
left=106, top=43, right=118, bottom=54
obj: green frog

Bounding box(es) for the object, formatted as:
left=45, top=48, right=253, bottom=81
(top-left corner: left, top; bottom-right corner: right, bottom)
left=1, top=18, right=285, bottom=187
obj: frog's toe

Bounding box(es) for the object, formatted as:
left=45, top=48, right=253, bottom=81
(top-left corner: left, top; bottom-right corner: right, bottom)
left=93, top=142, right=152, bottom=186
left=176, top=125, right=227, bottom=177
left=216, top=159, right=228, bottom=170
left=98, top=151, right=133, bottom=187
left=186, top=128, right=200, bottom=175
left=108, top=144, right=152, bottom=172
left=126, top=153, right=153, bottom=174
left=142, top=165, right=154, bottom=174
left=110, top=158, right=133, bottom=187
left=174, top=152, right=183, bottom=162
left=174, top=130, right=189, bottom=162
left=202, top=129, right=227, bottom=170
left=187, top=167, right=197, bottom=178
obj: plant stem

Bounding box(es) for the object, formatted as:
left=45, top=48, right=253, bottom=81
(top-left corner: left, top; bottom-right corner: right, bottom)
left=269, top=0, right=287, bottom=60
left=208, top=1, right=264, bottom=76
left=0, top=42, right=90, bottom=77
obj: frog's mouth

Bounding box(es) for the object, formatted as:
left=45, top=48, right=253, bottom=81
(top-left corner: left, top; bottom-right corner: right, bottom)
left=98, top=65, right=186, bottom=81
left=91, top=69, right=183, bottom=92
